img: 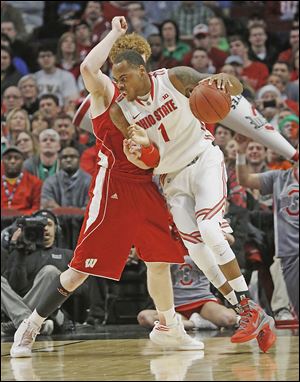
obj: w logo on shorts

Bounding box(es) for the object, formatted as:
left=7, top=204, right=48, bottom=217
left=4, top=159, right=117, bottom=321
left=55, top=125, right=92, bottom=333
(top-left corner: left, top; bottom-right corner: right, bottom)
left=85, top=258, right=98, bottom=268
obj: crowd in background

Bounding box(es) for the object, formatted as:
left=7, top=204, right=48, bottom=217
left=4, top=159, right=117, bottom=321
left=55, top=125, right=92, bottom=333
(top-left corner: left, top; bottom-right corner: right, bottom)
left=1, top=1, right=299, bottom=331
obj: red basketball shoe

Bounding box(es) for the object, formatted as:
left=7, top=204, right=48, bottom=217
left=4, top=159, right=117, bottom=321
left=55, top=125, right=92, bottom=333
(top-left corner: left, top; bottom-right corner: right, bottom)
left=231, top=298, right=275, bottom=344
left=257, top=325, right=277, bottom=352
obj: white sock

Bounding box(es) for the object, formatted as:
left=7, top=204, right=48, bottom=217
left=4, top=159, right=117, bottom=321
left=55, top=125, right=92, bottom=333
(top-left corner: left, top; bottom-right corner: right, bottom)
left=157, top=307, right=177, bottom=327
left=29, top=309, right=46, bottom=327
left=224, top=290, right=238, bottom=306
left=228, top=275, right=248, bottom=292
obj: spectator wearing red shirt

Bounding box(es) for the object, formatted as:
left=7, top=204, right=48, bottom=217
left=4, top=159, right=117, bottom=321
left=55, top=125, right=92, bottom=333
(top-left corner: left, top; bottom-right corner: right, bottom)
left=229, top=35, right=269, bottom=91
left=182, top=24, right=228, bottom=72
left=278, top=27, right=299, bottom=65
left=1, top=146, right=42, bottom=214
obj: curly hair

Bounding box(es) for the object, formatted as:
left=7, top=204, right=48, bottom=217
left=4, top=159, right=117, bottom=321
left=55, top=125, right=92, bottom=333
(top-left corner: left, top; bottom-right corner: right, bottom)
left=109, top=33, right=151, bottom=63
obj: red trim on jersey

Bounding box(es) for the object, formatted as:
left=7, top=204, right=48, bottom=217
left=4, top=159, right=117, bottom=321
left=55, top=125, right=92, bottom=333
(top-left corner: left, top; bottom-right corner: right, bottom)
left=73, top=95, right=91, bottom=127
left=178, top=230, right=203, bottom=244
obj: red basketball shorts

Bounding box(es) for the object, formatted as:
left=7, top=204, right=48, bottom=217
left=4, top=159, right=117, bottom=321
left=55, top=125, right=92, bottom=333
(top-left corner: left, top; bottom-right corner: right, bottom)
left=69, top=168, right=184, bottom=280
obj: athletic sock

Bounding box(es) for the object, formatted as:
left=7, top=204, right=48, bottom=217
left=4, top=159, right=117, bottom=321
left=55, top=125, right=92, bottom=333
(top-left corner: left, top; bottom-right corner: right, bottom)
left=157, top=307, right=177, bottom=327
left=36, top=276, right=72, bottom=318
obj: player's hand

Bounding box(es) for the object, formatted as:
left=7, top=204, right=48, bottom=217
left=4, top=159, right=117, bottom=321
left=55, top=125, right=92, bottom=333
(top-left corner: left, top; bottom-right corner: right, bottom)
left=111, top=16, right=128, bottom=35
left=127, top=124, right=151, bottom=147
left=201, top=73, right=242, bottom=95
left=123, top=139, right=151, bottom=170
left=234, top=133, right=251, bottom=153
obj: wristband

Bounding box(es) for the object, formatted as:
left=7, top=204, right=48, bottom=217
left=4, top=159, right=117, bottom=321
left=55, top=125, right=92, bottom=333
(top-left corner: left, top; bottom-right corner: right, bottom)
left=140, top=143, right=160, bottom=168
left=236, top=153, right=246, bottom=165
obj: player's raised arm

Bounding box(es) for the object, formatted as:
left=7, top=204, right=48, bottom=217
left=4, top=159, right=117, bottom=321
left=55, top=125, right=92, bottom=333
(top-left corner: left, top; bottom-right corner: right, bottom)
left=80, top=16, right=127, bottom=111
left=168, top=66, right=243, bottom=98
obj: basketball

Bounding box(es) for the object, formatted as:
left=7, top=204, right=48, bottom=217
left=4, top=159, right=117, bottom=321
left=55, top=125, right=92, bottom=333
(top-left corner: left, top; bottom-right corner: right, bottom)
left=189, top=81, right=232, bottom=124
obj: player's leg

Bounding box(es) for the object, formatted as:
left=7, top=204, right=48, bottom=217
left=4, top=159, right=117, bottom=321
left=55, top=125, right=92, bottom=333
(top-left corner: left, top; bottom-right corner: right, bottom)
left=145, top=262, right=204, bottom=350
left=137, top=309, right=158, bottom=328
left=10, top=268, right=88, bottom=358
left=199, top=301, right=237, bottom=328
left=192, top=145, right=275, bottom=343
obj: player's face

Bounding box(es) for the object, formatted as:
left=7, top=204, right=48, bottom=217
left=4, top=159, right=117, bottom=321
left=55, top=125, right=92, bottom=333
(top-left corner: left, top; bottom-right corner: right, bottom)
left=112, top=61, right=145, bottom=101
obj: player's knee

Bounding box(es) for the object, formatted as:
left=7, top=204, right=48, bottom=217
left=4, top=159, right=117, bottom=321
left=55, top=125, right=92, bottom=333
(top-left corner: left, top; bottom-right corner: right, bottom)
left=60, top=268, right=88, bottom=292
left=146, top=262, right=170, bottom=277
left=198, top=219, right=220, bottom=245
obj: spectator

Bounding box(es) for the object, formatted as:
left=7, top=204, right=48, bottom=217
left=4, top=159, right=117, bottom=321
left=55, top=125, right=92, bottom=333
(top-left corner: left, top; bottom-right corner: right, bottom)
left=15, top=131, right=38, bottom=160
left=52, top=113, right=86, bottom=155
left=31, top=111, right=50, bottom=144
left=290, top=48, right=298, bottom=81
left=213, top=124, right=234, bottom=156
left=1, top=20, right=37, bottom=72
left=1, top=1, right=27, bottom=37
left=248, top=23, right=278, bottom=70
left=74, top=20, right=94, bottom=62
left=277, top=27, right=299, bottom=66
left=35, top=44, right=79, bottom=106
left=183, top=24, right=228, bottom=72
left=271, top=61, right=299, bottom=102
left=266, top=75, right=299, bottom=115
left=1, top=33, right=29, bottom=76
left=160, top=20, right=191, bottom=62
left=236, top=134, right=299, bottom=319
left=147, top=34, right=179, bottom=71
left=5, top=108, right=30, bottom=145
left=1, top=146, right=42, bottom=214
left=2, top=86, right=23, bottom=118
left=141, top=1, right=178, bottom=24
left=278, top=114, right=299, bottom=148
left=208, top=16, right=229, bottom=52
left=41, top=146, right=91, bottom=209
left=82, top=1, right=108, bottom=43
left=229, top=34, right=269, bottom=90
left=23, top=129, right=61, bottom=181
left=170, top=1, right=215, bottom=37
left=56, top=32, right=81, bottom=80
left=17, top=75, right=40, bottom=117
left=126, top=2, right=159, bottom=39
left=1, top=209, right=88, bottom=334
left=38, top=94, right=61, bottom=126
left=1, top=45, right=22, bottom=96
left=221, top=57, right=256, bottom=101
left=138, top=255, right=238, bottom=330
left=266, top=149, right=293, bottom=171
left=190, top=47, right=215, bottom=74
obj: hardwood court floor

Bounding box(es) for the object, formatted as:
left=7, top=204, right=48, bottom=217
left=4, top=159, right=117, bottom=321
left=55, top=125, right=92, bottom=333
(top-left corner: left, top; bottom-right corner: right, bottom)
left=1, top=326, right=299, bottom=381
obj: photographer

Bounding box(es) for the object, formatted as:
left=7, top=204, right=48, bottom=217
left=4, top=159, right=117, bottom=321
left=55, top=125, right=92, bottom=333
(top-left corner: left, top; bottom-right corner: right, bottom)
left=1, top=210, right=88, bottom=334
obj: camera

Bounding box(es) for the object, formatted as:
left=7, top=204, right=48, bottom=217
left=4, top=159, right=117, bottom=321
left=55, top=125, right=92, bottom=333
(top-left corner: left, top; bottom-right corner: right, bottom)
left=16, top=216, right=48, bottom=246
left=263, top=100, right=276, bottom=108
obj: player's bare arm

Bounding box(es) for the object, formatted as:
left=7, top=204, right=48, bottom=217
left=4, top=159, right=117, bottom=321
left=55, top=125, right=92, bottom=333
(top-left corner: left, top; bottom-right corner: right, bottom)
left=168, top=66, right=243, bottom=98
left=235, top=134, right=262, bottom=189
left=80, top=17, right=127, bottom=115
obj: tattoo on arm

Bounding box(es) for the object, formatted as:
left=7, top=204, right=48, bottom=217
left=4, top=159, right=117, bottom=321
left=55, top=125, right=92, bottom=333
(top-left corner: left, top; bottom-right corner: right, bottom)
left=169, top=66, right=210, bottom=97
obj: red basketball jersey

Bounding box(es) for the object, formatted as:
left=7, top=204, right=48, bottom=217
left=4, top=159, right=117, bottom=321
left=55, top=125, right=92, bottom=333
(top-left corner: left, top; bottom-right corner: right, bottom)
left=91, top=86, right=152, bottom=176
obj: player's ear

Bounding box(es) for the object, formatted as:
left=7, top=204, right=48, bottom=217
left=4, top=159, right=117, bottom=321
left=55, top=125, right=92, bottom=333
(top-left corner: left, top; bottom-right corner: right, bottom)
left=139, top=65, right=146, bottom=75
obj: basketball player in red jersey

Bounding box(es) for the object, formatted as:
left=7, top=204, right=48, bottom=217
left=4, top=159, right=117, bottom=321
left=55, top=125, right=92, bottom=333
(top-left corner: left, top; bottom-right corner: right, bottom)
left=109, top=49, right=276, bottom=350
left=10, top=17, right=206, bottom=358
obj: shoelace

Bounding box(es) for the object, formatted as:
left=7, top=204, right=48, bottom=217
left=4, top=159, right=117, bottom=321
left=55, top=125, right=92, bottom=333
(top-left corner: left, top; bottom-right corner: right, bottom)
left=19, top=323, right=40, bottom=346
left=237, top=310, right=253, bottom=330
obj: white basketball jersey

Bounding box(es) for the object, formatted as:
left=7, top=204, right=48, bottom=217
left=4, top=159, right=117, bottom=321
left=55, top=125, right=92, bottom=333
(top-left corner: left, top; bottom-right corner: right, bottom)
left=116, top=68, right=214, bottom=174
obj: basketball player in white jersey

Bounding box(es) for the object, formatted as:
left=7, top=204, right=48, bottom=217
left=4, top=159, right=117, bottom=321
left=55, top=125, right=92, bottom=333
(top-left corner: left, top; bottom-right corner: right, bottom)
left=109, top=50, right=276, bottom=346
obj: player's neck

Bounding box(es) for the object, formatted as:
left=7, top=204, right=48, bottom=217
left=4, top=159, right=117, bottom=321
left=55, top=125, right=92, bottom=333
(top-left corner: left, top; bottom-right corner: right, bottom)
left=137, top=77, right=151, bottom=100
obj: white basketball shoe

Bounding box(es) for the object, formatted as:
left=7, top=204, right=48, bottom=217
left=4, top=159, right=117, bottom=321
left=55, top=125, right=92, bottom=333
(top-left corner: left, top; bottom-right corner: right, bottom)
left=149, top=314, right=205, bottom=350
left=10, top=319, right=41, bottom=358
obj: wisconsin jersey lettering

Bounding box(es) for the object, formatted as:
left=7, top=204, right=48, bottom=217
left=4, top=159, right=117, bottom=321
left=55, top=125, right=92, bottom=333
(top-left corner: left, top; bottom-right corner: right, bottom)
left=116, top=68, right=214, bottom=174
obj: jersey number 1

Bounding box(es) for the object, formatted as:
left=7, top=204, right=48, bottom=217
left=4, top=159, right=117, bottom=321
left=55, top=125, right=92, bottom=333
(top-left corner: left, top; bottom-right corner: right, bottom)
left=158, top=123, right=170, bottom=142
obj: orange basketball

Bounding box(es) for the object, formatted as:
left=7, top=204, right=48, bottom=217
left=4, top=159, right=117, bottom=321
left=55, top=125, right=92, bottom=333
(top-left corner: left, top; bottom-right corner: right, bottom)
left=189, top=81, right=231, bottom=124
